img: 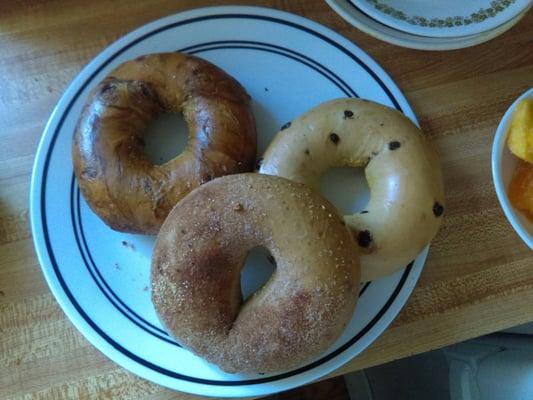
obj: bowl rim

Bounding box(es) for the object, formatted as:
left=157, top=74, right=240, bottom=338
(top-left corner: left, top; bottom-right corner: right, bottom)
left=491, top=87, right=533, bottom=250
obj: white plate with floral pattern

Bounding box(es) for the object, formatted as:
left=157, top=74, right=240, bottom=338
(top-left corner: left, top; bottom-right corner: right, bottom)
left=30, top=6, right=428, bottom=397
left=350, top=0, right=532, bottom=38
left=326, top=0, right=531, bottom=50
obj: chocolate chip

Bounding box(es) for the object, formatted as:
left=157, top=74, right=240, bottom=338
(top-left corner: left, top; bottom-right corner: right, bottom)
left=256, top=158, right=263, bottom=169
left=304, top=148, right=310, bottom=156
left=233, top=202, right=244, bottom=212
left=281, top=121, right=291, bottom=130
left=357, top=230, right=372, bottom=248
left=343, top=110, right=354, bottom=119
left=433, top=202, right=444, bottom=217
left=360, top=210, right=368, bottom=214
left=389, top=141, right=401, bottom=150
left=329, top=133, right=340, bottom=144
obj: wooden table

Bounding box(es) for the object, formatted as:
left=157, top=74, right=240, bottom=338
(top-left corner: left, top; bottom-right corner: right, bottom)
left=1, top=1, right=532, bottom=399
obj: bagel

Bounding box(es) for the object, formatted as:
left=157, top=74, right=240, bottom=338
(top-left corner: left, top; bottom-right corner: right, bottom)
left=151, top=173, right=360, bottom=374
left=260, top=98, right=445, bottom=281
left=73, top=53, right=256, bottom=234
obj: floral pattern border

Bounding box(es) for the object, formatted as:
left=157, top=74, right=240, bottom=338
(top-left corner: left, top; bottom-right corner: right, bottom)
left=362, top=0, right=516, bottom=27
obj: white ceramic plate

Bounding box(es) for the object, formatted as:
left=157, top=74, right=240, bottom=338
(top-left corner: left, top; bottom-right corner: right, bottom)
left=30, top=6, right=427, bottom=397
left=492, top=87, right=533, bottom=249
left=351, top=0, right=532, bottom=38
left=326, top=0, right=531, bottom=50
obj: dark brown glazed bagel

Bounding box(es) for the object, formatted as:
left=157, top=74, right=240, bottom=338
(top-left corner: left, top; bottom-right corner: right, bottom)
left=72, top=53, right=256, bottom=234
left=151, top=173, right=361, bottom=374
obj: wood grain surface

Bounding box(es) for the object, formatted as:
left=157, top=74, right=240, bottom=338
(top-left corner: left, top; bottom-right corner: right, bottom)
left=1, top=1, right=532, bottom=399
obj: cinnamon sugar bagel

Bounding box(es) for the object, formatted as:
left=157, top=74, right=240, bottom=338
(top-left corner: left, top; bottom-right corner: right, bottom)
left=151, top=173, right=360, bottom=374
left=73, top=53, right=256, bottom=234
left=260, top=99, right=445, bottom=281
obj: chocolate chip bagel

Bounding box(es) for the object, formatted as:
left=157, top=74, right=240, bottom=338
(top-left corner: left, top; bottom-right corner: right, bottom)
left=260, top=98, right=445, bottom=281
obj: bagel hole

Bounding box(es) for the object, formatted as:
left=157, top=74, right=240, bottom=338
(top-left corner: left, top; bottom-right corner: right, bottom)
left=319, top=166, right=370, bottom=215
left=240, top=246, right=276, bottom=302
left=143, top=112, right=188, bottom=165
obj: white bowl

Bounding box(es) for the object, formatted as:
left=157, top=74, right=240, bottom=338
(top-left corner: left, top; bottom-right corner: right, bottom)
left=492, top=87, right=533, bottom=249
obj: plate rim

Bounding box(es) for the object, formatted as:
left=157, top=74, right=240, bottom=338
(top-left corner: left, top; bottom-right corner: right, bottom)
left=30, top=5, right=426, bottom=397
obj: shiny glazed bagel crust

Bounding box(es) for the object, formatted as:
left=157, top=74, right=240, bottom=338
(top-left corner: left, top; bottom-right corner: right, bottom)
left=260, top=98, right=445, bottom=281
left=151, top=173, right=360, bottom=374
left=73, top=53, right=257, bottom=234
